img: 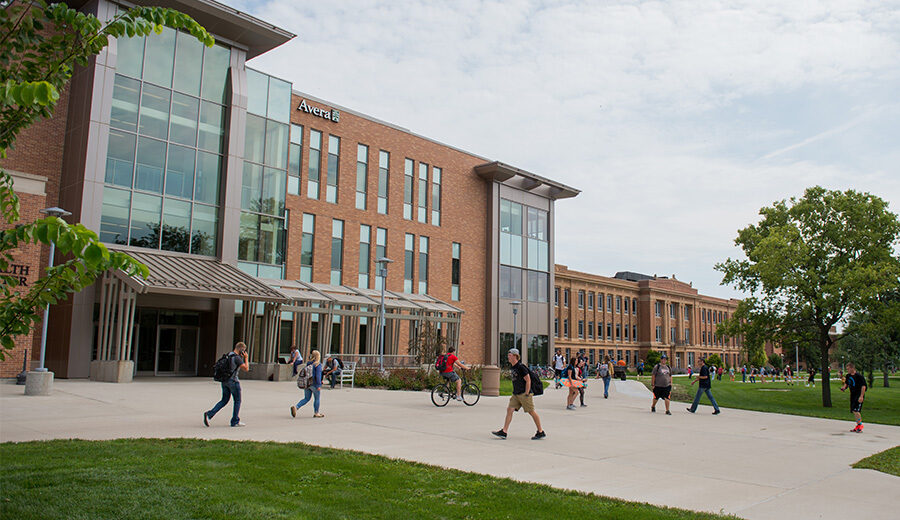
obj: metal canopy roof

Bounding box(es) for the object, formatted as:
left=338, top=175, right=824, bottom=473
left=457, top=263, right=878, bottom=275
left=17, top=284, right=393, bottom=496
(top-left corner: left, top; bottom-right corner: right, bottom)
left=262, top=280, right=464, bottom=314
left=109, top=247, right=288, bottom=303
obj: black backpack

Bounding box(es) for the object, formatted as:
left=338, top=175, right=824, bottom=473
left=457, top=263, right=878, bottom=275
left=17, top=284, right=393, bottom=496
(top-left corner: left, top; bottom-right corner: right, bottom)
left=213, top=353, right=237, bottom=382
left=529, top=367, right=544, bottom=396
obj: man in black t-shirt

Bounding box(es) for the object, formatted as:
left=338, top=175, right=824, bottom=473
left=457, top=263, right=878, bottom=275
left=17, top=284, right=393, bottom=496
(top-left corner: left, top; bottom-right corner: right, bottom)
left=492, top=349, right=545, bottom=440
left=204, top=342, right=250, bottom=427
left=840, top=362, right=867, bottom=433
left=686, top=358, right=721, bottom=415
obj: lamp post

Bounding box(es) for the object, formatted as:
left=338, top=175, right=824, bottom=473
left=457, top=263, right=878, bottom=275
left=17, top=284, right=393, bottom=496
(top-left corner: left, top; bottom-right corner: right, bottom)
left=510, top=301, right=522, bottom=363
left=36, top=207, right=71, bottom=372
left=376, top=257, right=393, bottom=372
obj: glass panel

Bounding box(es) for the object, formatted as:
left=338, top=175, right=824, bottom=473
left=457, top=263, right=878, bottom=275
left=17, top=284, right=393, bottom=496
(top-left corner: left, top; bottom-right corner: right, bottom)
left=241, top=162, right=262, bottom=211
left=173, top=31, right=203, bottom=96
left=287, top=175, right=300, bottom=196
left=169, top=92, right=199, bottom=146
left=198, top=101, right=225, bottom=153
left=194, top=151, right=221, bottom=204
left=509, top=201, right=522, bottom=235
left=291, top=124, right=303, bottom=145
left=99, top=187, right=130, bottom=244
left=244, top=114, right=266, bottom=164
left=264, top=120, right=289, bottom=169
left=165, top=144, right=195, bottom=199
left=130, top=192, right=162, bottom=248
left=201, top=44, right=231, bottom=104
left=262, top=167, right=286, bottom=215
left=238, top=212, right=259, bottom=262
left=191, top=203, right=217, bottom=256
left=105, top=130, right=135, bottom=188
left=134, top=137, right=166, bottom=193
left=289, top=143, right=301, bottom=176
left=259, top=216, right=285, bottom=265
left=115, top=35, right=144, bottom=79
left=161, top=198, right=191, bottom=253
left=110, top=74, right=140, bottom=132
left=246, top=69, right=268, bottom=117
left=267, top=76, right=292, bottom=122
left=138, top=84, right=171, bottom=139
left=142, top=27, right=176, bottom=87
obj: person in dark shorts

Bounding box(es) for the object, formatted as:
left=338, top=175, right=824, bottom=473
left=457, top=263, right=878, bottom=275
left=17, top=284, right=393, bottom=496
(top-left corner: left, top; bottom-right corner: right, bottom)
left=650, top=353, right=672, bottom=415
left=492, top=349, right=545, bottom=440
left=840, top=362, right=867, bottom=432
left=439, top=346, right=469, bottom=401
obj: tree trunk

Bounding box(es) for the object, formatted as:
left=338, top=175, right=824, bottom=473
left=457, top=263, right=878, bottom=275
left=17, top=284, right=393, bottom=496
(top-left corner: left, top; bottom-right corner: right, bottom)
left=820, top=332, right=832, bottom=408
left=867, top=369, right=874, bottom=388
left=884, top=363, right=891, bottom=388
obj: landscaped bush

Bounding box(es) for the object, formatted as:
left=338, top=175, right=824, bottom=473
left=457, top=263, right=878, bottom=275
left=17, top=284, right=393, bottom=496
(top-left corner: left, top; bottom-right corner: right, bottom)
left=353, top=366, right=482, bottom=391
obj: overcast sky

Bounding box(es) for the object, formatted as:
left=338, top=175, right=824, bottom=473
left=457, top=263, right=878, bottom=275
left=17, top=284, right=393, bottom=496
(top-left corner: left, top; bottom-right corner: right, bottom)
left=232, top=0, right=900, bottom=300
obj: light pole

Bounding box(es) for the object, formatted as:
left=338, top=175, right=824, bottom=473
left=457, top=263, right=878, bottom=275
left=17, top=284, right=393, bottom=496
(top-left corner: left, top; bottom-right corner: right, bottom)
left=36, top=207, right=71, bottom=372
left=510, top=301, right=522, bottom=363
left=376, top=257, right=393, bottom=372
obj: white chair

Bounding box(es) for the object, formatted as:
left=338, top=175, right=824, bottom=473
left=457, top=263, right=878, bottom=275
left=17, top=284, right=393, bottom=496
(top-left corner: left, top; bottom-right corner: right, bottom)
left=339, top=362, right=356, bottom=388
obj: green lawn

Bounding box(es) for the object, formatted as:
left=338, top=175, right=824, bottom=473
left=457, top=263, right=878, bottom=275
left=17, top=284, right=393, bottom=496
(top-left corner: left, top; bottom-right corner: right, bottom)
left=853, top=446, right=900, bottom=477
left=498, top=378, right=550, bottom=396
left=636, top=375, right=900, bottom=426
left=0, top=439, right=736, bottom=520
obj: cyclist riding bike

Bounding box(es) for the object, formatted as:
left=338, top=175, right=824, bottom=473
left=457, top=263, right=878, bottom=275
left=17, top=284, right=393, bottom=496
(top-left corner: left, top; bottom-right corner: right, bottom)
left=439, top=346, right=469, bottom=401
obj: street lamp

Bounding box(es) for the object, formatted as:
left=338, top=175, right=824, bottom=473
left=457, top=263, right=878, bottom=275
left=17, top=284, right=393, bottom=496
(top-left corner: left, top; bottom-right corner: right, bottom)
left=510, top=301, right=522, bottom=362
left=36, top=207, right=71, bottom=372
left=376, top=257, right=393, bottom=372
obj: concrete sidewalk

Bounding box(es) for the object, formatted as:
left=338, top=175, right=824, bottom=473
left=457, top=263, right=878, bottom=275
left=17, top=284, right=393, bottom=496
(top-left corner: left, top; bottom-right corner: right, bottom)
left=1, top=377, right=897, bottom=519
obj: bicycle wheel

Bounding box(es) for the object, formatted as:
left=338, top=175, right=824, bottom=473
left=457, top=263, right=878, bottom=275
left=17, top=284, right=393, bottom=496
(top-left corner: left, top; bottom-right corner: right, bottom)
left=431, top=384, right=451, bottom=407
left=462, top=383, right=481, bottom=406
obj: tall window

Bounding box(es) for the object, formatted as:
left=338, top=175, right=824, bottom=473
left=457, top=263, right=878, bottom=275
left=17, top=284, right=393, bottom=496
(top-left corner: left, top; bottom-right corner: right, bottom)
left=670, top=303, right=677, bottom=319
left=670, top=327, right=677, bottom=343
left=578, top=320, right=584, bottom=338
left=417, top=163, right=428, bottom=223
left=101, top=29, right=233, bottom=258
left=300, top=213, right=314, bottom=282
left=578, top=291, right=584, bottom=309
left=632, top=298, right=637, bottom=315
left=616, top=323, right=621, bottom=340
left=598, top=293, right=603, bottom=311
left=451, top=242, right=461, bottom=301
left=554, top=288, right=559, bottom=306
left=404, top=233, right=414, bottom=292
left=655, top=326, right=661, bottom=342
left=431, top=167, right=441, bottom=226
left=330, top=219, right=344, bottom=285
left=356, top=144, right=368, bottom=210
left=307, top=130, right=321, bottom=199
left=418, top=236, right=429, bottom=293
left=655, top=301, right=661, bottom=316
left=632, top=325, right=637, bottom=342
left=564, top=289, right=569, bottom=307
left=377, top=151, right=389, bottom=214
left=374, top=228, right=387, bottom=290
left=403, top=159, right=414, bottom=219
left=588, top=292, right=594, bottom=309
left=616, top=296, right=621, bottom=313
left=326, top=135, right=340, bottom=203
left=607, top=294, right=613, bottom=312
left=563, top=319, right=569, bottom=338
left=624, top=297, right=629, bottom=313
left=606, top=322, right=612, bottom=340
left=685, top=328, right=690, bottom=343
left=287, top=124, right=302, bottom=195
left=587, top=321, right=593, bottom=339
left=359, top=224, right=371, bottom=288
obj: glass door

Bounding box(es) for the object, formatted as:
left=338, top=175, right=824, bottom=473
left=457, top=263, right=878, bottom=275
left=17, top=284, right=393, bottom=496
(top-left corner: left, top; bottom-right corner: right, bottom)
left=156, top=325, right=199, bottom=375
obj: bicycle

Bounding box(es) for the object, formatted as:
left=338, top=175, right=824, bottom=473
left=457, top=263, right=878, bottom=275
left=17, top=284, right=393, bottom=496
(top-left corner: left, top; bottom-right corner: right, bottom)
left=431, top=372, right=480, bottom=407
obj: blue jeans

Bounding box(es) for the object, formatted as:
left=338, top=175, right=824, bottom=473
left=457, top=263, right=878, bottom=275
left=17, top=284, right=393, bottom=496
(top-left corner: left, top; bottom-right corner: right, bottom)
left=689, top=387, right=720, bottom=412
left=602, top=376, right=611, bottom=397
left=207, top=380, right=241, bottom=426
left=296, top=387, right=321, bottom=413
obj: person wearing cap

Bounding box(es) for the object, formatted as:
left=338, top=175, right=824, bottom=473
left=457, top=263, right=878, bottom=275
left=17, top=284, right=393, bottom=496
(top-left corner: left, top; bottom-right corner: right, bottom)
left=492, top=348, right=546, bottom=440
left=650, top=353, right=673, bottom=415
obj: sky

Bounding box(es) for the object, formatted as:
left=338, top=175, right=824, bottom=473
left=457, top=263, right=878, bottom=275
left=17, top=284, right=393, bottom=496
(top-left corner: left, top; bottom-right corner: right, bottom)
left=230, top=0, right=900, bottom=300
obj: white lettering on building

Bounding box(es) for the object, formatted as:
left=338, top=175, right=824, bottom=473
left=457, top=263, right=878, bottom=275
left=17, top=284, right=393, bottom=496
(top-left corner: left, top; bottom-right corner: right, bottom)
left=297, top=99, right=340, bottom=123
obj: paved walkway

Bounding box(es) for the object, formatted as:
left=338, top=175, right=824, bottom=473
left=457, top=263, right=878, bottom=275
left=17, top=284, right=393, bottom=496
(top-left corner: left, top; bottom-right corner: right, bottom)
left=2, top=378, right=898, bottom=519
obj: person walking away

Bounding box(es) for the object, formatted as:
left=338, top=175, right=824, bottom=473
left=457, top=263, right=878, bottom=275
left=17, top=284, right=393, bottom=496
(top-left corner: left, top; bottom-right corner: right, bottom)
left=687, top=358, right=721, bottom=415
left=598, top=355, right=612, bottom=398
left=637, top=359, right=645, bottom=377
left=576, top=358, right=588, bottom=407
left=439, top=346, right=469, bottom=401
left=760, top=366, right=766, bottom=383
left=687, top=365, right=693, bottom=378
left=289, top=345, right=303, bottom=376
left=204, top=342, right=249, bottom=427
left=840, top=362, right=867, bottom=432
left=729, top=366, right=735, bottom=382
left=717, top=366, right=724, bottom=381
left=785, top=365, right=792, bottom=386
left=292, top=349, right=325, bottom=418
left=749, top=366, right=756, bottom=383
left=564, top=357, right=581, bottom=410
left=553, top=349, right=566, bottom=389
left=650, top=354, right=673, bottom=415
left=741, top=365, right=746, bottom=383
left=493, top=349, right=545, bottom=440
left=807, top=367, right=816, bottom=387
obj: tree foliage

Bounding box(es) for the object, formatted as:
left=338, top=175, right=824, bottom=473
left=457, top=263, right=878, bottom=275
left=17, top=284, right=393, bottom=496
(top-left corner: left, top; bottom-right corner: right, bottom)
left=716, top=186, right=900, bottom=407
left=0, top=1, right=213, bottom=360
left=705, top=353, right=723, bottom=368
left=837, top=290, right=900, bottom=388
left=408, top=320, right=448, bottom=367
left=645, top=349, right=661, bottom=368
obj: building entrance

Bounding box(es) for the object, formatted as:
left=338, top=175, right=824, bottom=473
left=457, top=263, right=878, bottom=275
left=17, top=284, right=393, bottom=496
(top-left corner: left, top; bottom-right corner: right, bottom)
left=156, top=326, right=199, bottom=375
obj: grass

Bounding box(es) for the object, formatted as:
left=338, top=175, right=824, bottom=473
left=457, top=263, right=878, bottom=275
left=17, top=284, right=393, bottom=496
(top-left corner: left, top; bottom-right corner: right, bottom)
left=0, top=439, right=737, bottom=520
left=498, top=378, right=550, bottom=396
left=636, top=374, right=900, bottom=426
left=852, top=446, right=900, bottom=477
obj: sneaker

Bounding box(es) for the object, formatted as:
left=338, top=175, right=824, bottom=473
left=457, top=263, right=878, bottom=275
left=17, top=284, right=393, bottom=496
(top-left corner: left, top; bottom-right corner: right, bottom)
left=651, top=406, right=656, bottom=413
left=203, top=412, right=209, bottom=427
left=456, top=396, right=463, bottom=402
left=290, top=405, right=297, bottom=418
left=231, top=422, right=246, bottom=427
left=686, top=408, right=695, bottom=413
left=313, top=413, right=325, bottom=418
left=531, top=431, right=546, bottom=440
left=580, top=403, right=587, bottom=407
left=665, top=410, right=672, bottom=415
left=492, top=429, right=507, bottom=439
left=712, top=410, right=721, bottom=415
left=566, top=404, right=576, bottom=410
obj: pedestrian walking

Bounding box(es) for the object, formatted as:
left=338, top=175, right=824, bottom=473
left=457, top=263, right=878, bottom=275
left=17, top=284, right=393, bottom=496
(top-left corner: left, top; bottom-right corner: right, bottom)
left=806, top=367, right=816, bottom=387
left=687, top=358, right=721, bottom=415
left=637, top=359, right=645, bottom=377
left=717, top=366, right=724, bottom=381
left=840, top=363, right=867, bottom=433
left=291, top=349, right=325, bottom=418
left=576, top=357, right=588, bottom=407
left=492, top=349, right=545, bottom=440
left=729, top=366, right=735, bottom=381
left=204, top=342, right=249, bottom=427
left=598, top=355, right=612, bottom=398
left=741, top=365, right=746, bottom=383
left=650, top=353, right=673, bottom=415
left=564, top=356, right=581, bottom=410
left=553, top=349, right=566, bottom=389
left=785, top=365, right=793, bottom=386
left=749, top=366, right=757, bottom=383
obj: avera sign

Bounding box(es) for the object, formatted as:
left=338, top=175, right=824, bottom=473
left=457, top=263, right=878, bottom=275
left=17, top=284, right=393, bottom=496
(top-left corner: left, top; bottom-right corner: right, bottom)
left=297, top=99, right=340, bottom=122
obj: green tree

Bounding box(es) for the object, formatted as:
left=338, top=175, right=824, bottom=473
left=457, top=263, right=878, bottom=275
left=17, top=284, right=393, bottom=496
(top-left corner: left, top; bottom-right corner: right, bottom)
left=767, top=353, right=783, bottom=370
left=716, top=186, right=900, bottom=407
left=408, top=320, right=448, bottom=367
left=838, top=290, right=900, bottom=388
left=0, top=1, right=213, bottom=359
left=705, top=353, right=723, bottom=368
left=645, top=349, right=661, bottom=368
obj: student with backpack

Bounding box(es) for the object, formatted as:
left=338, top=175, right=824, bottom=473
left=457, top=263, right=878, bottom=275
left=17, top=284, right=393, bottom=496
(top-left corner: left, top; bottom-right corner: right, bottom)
left=597, top=355, right=612, bottom=398
left=291, top=349, right=324, bottom=418
left=204, top=342, right=249, bottom=427
left=492, top=348, right=545, bottom=440
left=436, top=346, right=469, bottom=401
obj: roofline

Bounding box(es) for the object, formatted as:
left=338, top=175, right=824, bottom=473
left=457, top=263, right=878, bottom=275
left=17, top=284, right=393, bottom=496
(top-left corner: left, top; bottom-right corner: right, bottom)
left=474, top=161, right=580, bottom=200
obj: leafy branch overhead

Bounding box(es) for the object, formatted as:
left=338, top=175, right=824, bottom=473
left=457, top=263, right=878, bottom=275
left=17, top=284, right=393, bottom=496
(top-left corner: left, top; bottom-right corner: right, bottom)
left=0, top=1, right=213, bottom=360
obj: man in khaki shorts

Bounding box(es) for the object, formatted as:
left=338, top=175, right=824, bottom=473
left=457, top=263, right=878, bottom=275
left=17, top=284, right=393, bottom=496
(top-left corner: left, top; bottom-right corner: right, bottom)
left=492, top=349, right=546, bottom=440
